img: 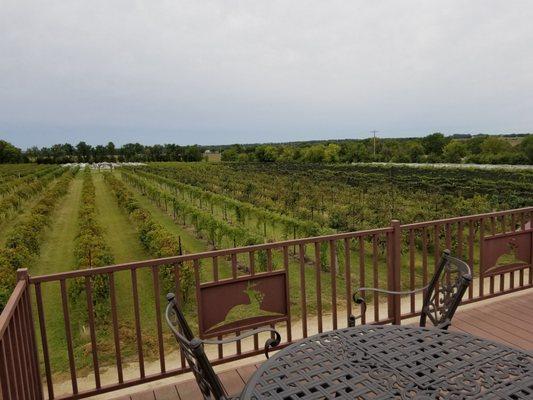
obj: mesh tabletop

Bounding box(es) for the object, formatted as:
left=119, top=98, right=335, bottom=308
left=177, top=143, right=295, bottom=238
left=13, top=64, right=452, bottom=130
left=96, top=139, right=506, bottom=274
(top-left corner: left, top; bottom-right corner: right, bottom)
left=240, top=325, right=533, bottom=399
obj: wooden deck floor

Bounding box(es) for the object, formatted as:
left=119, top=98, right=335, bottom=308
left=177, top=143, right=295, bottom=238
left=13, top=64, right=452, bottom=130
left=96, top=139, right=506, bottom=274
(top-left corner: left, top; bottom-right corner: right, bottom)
left=111, top=289, right=533, bottom=400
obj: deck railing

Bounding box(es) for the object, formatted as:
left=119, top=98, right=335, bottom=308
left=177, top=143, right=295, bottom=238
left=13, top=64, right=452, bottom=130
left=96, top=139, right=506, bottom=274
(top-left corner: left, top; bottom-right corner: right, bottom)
left=0, top=206, right=531, bottom=400
left=0, top=270, right=42, bottom=400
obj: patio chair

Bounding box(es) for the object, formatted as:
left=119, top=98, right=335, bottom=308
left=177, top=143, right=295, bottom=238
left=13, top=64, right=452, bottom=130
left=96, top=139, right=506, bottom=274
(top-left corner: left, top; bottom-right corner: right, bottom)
left=350, top=249, right=472, bottom=330
left=165, top=293, right=282, bottom=400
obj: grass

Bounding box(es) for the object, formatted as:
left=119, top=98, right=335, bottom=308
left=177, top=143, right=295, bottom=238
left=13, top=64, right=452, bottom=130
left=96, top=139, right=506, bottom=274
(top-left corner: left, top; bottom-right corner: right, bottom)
left=33, top=174, right=83, bottom=373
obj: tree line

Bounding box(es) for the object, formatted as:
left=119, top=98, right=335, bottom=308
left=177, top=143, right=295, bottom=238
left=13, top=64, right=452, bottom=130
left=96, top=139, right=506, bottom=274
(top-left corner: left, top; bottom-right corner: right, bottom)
left=0, top=141, right=204, bottom=163
left=221, top=133, right=533, bottom=165
left=0, top=132, right=532, bottom=164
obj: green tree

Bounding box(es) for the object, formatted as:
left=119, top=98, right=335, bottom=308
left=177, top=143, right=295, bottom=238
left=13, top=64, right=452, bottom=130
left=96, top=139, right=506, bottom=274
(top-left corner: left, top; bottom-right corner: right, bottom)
left=407, top=142, right=425, bottom=162
left=480, top=136, right=512, bottom=155
left=323, top=144, right=341, bottom=163
left=422, top=132, right=449, bottom=156
left=255, top=145, right=278, bottom=162
left=443, top=141, right=468, bottom=163
left=302, top=144, right=325, bottom=163
left=519, top=135, right=533, bottom=163
left=0, top=140, right=23, bottom=163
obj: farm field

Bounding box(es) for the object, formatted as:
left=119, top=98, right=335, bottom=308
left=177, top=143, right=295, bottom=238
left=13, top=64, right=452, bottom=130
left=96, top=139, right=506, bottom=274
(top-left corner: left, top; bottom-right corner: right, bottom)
left=0, top=162, right=532, bottom=379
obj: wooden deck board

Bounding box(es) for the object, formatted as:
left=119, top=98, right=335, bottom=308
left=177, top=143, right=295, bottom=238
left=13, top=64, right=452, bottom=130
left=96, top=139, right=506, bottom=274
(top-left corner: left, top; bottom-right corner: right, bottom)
left=116, top=289, right=533, bottom=400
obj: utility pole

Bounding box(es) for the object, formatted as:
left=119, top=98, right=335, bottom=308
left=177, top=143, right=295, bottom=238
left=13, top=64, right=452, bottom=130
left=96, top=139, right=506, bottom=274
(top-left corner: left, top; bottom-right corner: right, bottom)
left=371, top=130, right=378, bottom=157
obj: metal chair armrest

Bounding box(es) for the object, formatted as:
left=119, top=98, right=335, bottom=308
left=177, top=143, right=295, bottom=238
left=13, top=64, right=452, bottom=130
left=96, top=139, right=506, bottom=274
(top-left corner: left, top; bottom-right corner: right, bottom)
left=201, top=327, right=282, bottom=359
left=354, top=285, right=430, bottom=298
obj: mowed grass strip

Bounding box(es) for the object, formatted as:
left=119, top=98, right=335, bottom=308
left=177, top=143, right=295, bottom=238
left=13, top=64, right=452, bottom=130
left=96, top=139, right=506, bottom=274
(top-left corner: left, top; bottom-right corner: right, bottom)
left=92, top=172, right=161, bottom=361
left=33, top=174, right=83, bottom=373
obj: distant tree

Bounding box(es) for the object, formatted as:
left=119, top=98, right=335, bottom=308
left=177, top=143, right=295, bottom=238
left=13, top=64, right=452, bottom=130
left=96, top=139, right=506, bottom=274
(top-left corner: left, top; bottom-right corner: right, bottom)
left=278, top=146, right=297, bottom=162
left=422, top=133, right=449, bottom=156
left=480, top=136, right=512, bottom=155
left=302, top=144, right=325, bottom=163
left=221, top=147, right=239, bottom=161
left=106, top=142, right=116, bottom=160
left=443, top=141, right=468, bottom=163
left=407, top=142, right=425, bottom=162
left=520, top=135, right=533, bottom=163
left=76, top=141, right=92, bottom=162
left=0, top=140, right=23, bottom=163
left=255, top=145, right=278, bottom=162
left=182, top=145, right=202, bottom=161
left=466, top=135, right=488, bottom=154
left=323, top=144, right=341, bottom=163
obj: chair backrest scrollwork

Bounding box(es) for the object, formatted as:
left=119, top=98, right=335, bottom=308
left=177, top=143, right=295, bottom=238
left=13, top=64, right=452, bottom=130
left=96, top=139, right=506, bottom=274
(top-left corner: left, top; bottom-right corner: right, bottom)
left=165, top=293, right=228, bottom=400
left=420, top=250, right=472, bottom=330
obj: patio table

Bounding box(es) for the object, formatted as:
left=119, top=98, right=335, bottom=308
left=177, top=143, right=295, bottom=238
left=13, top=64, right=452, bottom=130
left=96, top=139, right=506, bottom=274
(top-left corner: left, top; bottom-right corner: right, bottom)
left=240, top=325, right=533, bottom=399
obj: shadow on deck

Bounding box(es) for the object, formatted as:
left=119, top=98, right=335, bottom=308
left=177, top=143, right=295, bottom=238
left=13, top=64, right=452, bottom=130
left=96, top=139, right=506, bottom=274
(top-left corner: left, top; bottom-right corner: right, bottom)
left=110, top=288, right=533, bottom=400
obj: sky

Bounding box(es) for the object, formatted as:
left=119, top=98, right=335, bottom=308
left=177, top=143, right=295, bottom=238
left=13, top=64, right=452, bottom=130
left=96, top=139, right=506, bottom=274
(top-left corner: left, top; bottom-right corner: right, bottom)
left=1, top=1, right=532, bottom=149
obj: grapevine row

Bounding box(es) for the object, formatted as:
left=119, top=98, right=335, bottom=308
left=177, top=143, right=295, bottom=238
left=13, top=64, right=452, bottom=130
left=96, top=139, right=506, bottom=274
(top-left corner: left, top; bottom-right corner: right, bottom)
left=0, top=167, right=79, bottom=310
left=69, top=168, right=114, bottom=319
left=102, top=172, right=194, bottom=302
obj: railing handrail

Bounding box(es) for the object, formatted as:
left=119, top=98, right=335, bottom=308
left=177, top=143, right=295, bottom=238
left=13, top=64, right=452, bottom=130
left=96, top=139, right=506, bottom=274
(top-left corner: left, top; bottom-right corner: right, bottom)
left=0, top=279, right=27, bottom=338
left=401, top=206, right=533, bottom=229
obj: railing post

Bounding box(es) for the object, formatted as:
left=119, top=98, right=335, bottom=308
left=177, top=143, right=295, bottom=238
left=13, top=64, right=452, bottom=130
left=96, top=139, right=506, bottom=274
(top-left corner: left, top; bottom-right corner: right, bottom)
left=389, top=220, right=402, bottom=324
left=16, top=268, right=44, bottom=400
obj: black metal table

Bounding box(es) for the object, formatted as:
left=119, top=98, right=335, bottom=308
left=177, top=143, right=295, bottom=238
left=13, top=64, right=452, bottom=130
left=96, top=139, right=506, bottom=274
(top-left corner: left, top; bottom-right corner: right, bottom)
left=240, top=325, right=533, bottom=399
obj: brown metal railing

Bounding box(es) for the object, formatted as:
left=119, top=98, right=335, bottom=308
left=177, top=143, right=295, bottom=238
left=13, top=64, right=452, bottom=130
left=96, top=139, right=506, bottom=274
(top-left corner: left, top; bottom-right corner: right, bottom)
left=0, top=207, right=531, bottom=400
left=0, top=270, right=42, bottom=400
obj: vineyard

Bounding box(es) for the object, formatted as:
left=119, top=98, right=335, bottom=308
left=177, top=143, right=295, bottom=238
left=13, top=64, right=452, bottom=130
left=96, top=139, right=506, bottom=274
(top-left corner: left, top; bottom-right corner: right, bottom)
left=0, top=162, right=531, bottom=380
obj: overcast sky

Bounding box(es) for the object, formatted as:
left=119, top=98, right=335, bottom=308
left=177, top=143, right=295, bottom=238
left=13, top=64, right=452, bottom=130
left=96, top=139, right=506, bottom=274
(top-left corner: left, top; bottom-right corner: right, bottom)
left=1, top=1, right=532, bottom=149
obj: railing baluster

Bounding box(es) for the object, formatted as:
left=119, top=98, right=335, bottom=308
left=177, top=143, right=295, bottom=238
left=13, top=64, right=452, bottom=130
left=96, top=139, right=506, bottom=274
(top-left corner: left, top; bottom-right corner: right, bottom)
left=84, top=276, right=101, bottom=389
left=231, top=254, right=237, bottom=278
left=108, top=272, right=123, bottom=383
left=18, top=293, right=33, bottom=399
left=283, top=246, right=292, bottom=342
left=152, top=266, right=166, bottom=373
left=468, top=221, right=474, bottom=299
left=422, top=227, right=428, bottom=289
left=130, top=269, right=145, bottom=378
left=409, top=229, right=415, bottom=313
left=358, top=237, right=365, bottom=325
left=267, top=248, right=273, bottom=271
left=490, top=217, right=497, bottom=294
left=330, top=240, right=338, bottom=330
left=249, top=251, right=255, bottom=276
left=372, top=235, right=379, bottom=322
left=22, top=287, right=43, bottom=400
left=0, top=340, right=12, bottom=399
left=212, top=256, right=219, bottom=281
left=344, top=238, right=352, bottom=324
left=445, top=223, right=451, bottom=251
left=14, top=309, right=29, bottom=399
left=299, top=244, right=308, bottom=338
left=314, top=242, right=323, bottom=333
left=35, top=282, right=54, bottom=399
left=173, top=264, right=187, bottom=369
left=457, top=221, right=463, bottom=259
left=479, top=219, right=485, bottom=298
left=529, top=211, right=533, bottom=286
left=212, top=257, right=224, bottom=358
left=4, top=328, right=19, bottom=400
left=60, top=279, right=78, bottom=394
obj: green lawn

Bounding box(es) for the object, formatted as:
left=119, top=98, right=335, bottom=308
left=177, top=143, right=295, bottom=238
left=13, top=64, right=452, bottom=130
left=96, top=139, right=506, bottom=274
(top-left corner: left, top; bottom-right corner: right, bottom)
left=33, top=174, right=83, bottom=373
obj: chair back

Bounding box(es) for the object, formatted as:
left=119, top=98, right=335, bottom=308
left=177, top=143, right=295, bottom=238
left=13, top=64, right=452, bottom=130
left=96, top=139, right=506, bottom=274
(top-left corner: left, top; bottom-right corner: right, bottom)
left=420, top=250, right=472, bottom=329
left=165, top=293, right=228, bottom=400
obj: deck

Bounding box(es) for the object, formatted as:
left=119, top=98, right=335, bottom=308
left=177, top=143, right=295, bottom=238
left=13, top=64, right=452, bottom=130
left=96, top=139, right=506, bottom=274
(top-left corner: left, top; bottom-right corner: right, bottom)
left=110, top=288, right=533, bottom=400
